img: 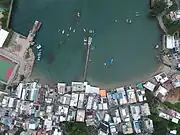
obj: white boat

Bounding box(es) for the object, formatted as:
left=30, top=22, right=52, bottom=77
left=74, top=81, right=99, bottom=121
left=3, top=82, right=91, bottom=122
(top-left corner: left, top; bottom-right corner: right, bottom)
left=58, top=29, right=61, bottom=32
left=155, top=45, right=159, bottom=49
left=62, top=30, right=65, bottom=34
left=69, top=27, right=72, bottom=31
left=84, top=38, right=87, bottom=42
left=73, top=29, right=76, bottom=32
left=36, top=44, right=42, bottom=49
left=77, top=12, right=80, bottom=17
left=83, top=28, right=86, bottom=32
left=126, top=19, right=132, bottom=24
left=37, top=57, right=41, bottom=61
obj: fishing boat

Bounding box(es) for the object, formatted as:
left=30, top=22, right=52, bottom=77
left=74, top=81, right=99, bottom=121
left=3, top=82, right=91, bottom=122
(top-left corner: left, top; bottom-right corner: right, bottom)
left=36, top=44, right=42, bottom=50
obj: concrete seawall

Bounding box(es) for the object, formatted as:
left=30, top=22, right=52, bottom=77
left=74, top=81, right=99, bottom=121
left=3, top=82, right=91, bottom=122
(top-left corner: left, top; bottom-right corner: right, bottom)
left=6, top=0, right=14, bottom=28
left=156, top=15, right=167, bottom=34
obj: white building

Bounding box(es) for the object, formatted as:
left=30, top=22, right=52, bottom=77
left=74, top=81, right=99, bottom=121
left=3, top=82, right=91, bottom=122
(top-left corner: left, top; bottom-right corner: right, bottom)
left=0, top=29, right=9, bottom=47
left=143, top=82, right=156, bottom=91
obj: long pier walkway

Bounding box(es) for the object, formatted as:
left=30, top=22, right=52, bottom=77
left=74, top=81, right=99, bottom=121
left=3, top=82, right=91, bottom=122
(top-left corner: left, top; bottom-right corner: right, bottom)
left=83, top=37, right=92, bottom=81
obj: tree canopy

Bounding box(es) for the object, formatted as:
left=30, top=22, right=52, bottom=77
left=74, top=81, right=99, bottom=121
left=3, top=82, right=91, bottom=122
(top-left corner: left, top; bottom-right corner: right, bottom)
left=150, top=0, right=167, bottom=16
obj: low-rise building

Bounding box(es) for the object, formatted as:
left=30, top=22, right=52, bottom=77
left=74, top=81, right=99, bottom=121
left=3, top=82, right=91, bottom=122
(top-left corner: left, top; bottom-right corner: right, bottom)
left=71, top=82, right=85, bottom=92
left=135, top=88, right=146, bottom=102
left=133, top=120, right=141, bottom=134
left=126, top=87, right=137, bottom=103
left=76, top=109, right=85, bottom=122
left=143, top=81, right=156, bottom=92
left=143, top=118, right=154, bottom=134
left=119, top=106, right=130, bottom=122
left=70, top=93, right=79, bottom=107
left=154, top=73, right=169, bottom=84
left=130, top=105, right=141, bottom=120
left=116, top=87, right=127, bottom=105
left=98, top=121, right=109, bottom=135
left=57, top=83, right=66, bottom=94
left=77, top=93, right=85, bottom=108
left=140, top=103, right=151, bottom=116
left=122, top=121, right=133, bottom=134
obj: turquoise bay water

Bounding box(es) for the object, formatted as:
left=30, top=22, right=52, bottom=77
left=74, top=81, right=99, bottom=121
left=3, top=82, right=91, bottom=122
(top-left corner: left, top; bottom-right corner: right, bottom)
left=11, top=0, right=160, bottom=87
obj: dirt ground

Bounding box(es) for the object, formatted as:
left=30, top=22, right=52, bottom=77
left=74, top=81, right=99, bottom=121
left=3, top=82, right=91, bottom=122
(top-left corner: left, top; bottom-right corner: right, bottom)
left=165, top=88, right=180, bottom=103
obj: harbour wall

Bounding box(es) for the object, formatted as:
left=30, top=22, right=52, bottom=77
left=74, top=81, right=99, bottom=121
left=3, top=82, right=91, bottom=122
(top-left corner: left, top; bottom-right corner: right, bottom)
left=6, top=0, right=14, bottom=28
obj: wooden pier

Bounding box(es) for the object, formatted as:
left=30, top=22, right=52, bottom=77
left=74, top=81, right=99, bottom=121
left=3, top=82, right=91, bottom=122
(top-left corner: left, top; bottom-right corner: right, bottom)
left=83, top=37, right=92, bottom=81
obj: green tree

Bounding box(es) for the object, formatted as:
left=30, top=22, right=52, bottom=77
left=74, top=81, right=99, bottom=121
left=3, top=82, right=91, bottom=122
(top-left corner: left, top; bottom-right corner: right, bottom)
left=65, top=122, right=88, bottom=135
left=150, top=0, right=167, bottom=16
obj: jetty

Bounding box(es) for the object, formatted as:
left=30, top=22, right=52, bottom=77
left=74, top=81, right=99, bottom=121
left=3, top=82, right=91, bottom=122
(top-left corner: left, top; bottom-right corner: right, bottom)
left=83, top=37, right=92, bottom=81
left=27, top=20, right=41, bottom=43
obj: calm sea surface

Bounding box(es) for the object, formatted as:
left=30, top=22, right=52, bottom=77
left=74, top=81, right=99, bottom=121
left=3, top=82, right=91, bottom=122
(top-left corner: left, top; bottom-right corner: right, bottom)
left=11, top=0, right=160, bottom=87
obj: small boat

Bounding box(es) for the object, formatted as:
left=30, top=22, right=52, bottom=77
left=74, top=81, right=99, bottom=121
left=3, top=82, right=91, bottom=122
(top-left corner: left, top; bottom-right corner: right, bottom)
left=73, top=29, right=76, bottom=32
left=126, top=19, right=132, bottom=24
left=66, top=34, right=70, bottom=36
left=36, top=44, right=42, bottom=49
left=135, top=12, right=140, bottom=17
left=89, top=30, right=93, bottom=33
left=69, top=27, right=72, bottom=31
left=77, top=11, right=80, bottom=17
left=62, top=30, right=65, bottom=34
left=84, top=38, right=87, bottom=42
left=83, top=28, right=86, bottom=32
left=155, top=45, right=159, bottom=49
left=108, top=58, right=114, bottom=65
left=58, top=29, right=61, bottom=32
left=37, top=53, right=41, bottom=56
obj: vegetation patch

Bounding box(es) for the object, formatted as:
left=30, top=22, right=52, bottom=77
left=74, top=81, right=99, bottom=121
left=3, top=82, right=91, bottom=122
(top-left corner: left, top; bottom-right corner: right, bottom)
left=0, top=0, right=11, bottom=28
left=63, top=122, right=88, bottom=135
